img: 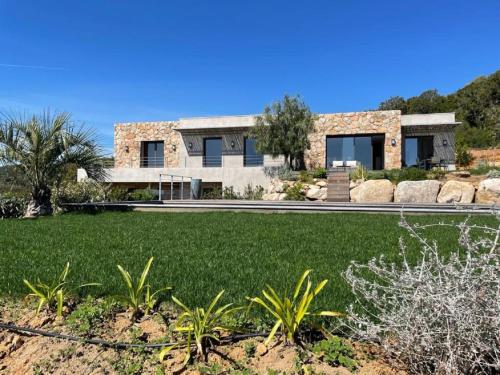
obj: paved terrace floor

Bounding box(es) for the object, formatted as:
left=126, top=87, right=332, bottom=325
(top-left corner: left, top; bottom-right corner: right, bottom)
left=62, top=200, right=498, bottom=215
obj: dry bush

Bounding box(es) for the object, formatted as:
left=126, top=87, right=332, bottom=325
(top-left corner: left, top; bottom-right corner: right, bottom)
left=343, top=212, right=499, bottom=374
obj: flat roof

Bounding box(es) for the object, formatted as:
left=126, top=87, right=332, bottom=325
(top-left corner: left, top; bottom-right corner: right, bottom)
left=401, top=113, right=460, bottom=126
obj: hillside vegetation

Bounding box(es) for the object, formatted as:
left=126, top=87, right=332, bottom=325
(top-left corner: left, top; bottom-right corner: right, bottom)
left=378, top=70, right=500, bottom=148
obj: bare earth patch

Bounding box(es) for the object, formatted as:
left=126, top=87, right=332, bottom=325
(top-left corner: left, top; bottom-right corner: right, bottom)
left=0, top=300, right=404, bottom=374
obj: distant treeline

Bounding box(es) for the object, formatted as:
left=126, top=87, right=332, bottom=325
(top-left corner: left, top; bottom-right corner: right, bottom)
left=377, top=70, right=499, bottom=148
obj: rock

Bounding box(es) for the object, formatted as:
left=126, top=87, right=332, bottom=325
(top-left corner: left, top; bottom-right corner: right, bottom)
left=274, top=182, right=285, bottom=194
left=278, top=193, right=288, bottom=200
left=394, top=180, right=441, bottom=203
left=315, top=181, right=327, bottom=187
left=437, top=181, right=475, bottom=203
left=306, top=187, right=322, bottom=200
left=318, top=188, right=327, bottom=201
left=350, top=179, right=394, bottom=203
left=256, top=343, right=268, bottom=356
left=475, top=178, right=500, bottom=204
left=349, top=179, right=364, bottom=189
left=262, top=193, right=281, bottom=201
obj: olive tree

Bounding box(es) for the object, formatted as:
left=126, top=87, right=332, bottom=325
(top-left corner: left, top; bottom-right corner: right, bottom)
left=248, top=95, right=316, bottom=170
left=0, top=111, right=105, bottom=216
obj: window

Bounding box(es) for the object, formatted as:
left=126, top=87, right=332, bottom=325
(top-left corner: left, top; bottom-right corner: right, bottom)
left=244, top=137, right=263, bottom=166
left=203, top=137, right=222, bottom=167
left=141, top=141, right=164, bottom=168
left=326, top=134, right=385, bottom=170
left=404, top=136, right=434, bottom=168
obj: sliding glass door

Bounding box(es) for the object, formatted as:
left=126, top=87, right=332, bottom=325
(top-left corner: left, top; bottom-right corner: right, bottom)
left=326, top=135, right=384, bottom=170
left=404, top=136, right=434, bottom=168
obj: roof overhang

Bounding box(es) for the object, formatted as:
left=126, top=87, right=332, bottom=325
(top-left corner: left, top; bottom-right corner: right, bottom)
left=401, top=113, right=461, bottom=127
left=177, top=114, right=257, bottom=132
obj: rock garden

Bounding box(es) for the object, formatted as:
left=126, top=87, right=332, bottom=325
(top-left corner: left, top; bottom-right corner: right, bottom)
left=263, top=166, right=500, bottom=204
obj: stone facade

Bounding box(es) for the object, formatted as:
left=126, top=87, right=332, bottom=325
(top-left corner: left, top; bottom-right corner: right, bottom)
left=114, top=121, right=180, bottom=168
left=305, top=110, right=402, bottom=170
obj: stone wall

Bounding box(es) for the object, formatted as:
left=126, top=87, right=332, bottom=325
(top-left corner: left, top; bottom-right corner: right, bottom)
left=305, top=110, right=402, bottom=169
left=114, top=121, right=181, bottom=168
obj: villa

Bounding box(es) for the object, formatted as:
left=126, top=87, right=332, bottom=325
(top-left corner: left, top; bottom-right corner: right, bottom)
left=78, top=110, right=459, bottom=197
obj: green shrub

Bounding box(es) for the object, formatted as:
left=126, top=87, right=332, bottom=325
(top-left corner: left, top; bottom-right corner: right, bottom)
left=222, top=186, right=240, bottom=200
left=385, top=168, right=428, bottom=183
left=249, top=270, right=341, bottom=345
left=0, top=193, right=26, bottom=218
left=312, top=167, right=327, bottom=179
left=366, top=170, right=386, bottom=180
left=203, top=186, right=222, bottom=199
left=298, top=170, right=314, bottom=183
left=54, top=180, right=106, bottom=204
left=128, top=188, right=155, bottom=201
left=116, top=257, right=171, bottom=319
left=24, top=263, right=99, bottom=317
left=284, top=183, right=305, bottom=201
left=107, top=186, right=129, bottom=202
left=469, top=163, right=500, bottom=176
left=426, top=169, right=447, bottom=180
left=350, top=165, right=368, bottom=180
left=312, top=336, right=357, bottom=371
left=455, top=141, right=474, bottom=168
left=486, top=169, right=500, bottom=178
left=242, top=184, right=264, bottom=200
left=264, top=165, right=296, bottom=181
left=159, top=290, right=241, bottom=363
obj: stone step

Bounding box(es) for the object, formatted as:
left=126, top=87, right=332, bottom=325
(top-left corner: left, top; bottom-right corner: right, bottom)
left=327, top=171, right=350, bottom=202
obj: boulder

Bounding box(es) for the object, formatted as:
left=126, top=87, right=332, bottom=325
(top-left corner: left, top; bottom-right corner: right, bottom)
left=394, top=180, right=441, bottom=203
left=349, top=179, right=364, bottom=189
left=350, top=179, right=394, bottom=203
left=475, top=178, right=500, bottom=204
left=274, top=182, right=285, bottom=193
left=437, top=181, right=475, bottom=203
left=306, top=187, right=328, bottom=201
left=316, top=180, right=327, bottom=187
left=262, top=193, right=281, bottom=201
left=306, top=187, right=322, bottom=200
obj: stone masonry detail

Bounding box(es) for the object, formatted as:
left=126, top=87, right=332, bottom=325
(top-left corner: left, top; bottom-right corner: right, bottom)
left=114, top=121, right=180, bottom=168
left=305, top=110, right=402, bottom=169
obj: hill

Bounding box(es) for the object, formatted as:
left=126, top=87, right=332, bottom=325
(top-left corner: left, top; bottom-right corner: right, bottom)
left=378, top=70, right=500, bottom=147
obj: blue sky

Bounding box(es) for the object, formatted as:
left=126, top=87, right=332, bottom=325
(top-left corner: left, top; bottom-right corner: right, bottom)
left=1, top=0, right=499, bottom=152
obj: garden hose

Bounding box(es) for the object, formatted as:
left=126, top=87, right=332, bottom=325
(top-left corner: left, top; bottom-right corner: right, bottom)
left=0, top=322, right=267, bottom=351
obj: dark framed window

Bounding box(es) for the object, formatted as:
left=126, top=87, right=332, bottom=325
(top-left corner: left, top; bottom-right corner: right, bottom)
left=203, top=137, right=222, bottom=167
left=404, top=136, right=434, bottom=168
left=141, top=141, right=164, bottom=168
left=326, top=134, right=385, bottom=170
left=243, top=137, right=263, bottom=166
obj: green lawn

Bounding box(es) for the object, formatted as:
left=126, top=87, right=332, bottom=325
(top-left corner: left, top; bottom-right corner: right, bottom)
left=0, top=211, right=496, bottom=312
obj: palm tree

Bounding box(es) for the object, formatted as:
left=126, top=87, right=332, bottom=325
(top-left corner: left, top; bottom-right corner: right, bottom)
left=0, top=111, right=106, bottom=217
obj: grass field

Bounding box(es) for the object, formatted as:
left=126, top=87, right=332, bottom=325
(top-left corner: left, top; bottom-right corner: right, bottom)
left=0, top=211, right=496, bottom=312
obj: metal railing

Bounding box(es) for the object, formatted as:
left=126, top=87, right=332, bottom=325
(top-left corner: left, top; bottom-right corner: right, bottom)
left=159, top=174, right=192, bottom=200
left=202, top=156, right=222, bottom=167
left=243, top=155, right=264, bottom=166
left=140, top=157, right=164, bottom=168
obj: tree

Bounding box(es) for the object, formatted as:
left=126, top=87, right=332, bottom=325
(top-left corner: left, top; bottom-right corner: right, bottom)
left=378, top=96, right=408, bottom=113
left=248, top=95, right=316, bottom=170
left=376, top=70, right=500, bottom=147
left=0, top=111, right=105, bottom=216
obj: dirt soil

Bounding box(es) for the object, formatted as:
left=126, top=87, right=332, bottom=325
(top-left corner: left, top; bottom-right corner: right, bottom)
left=0, top=299, right=405, bottom=375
